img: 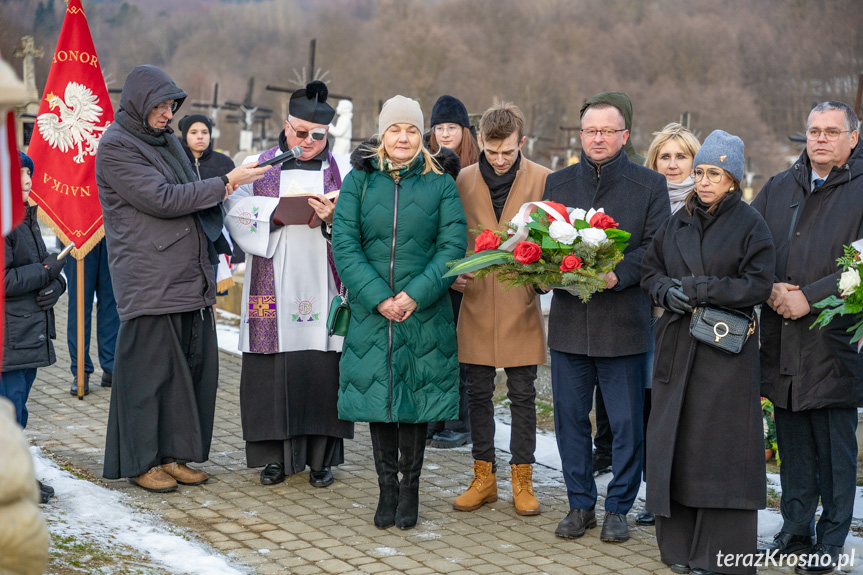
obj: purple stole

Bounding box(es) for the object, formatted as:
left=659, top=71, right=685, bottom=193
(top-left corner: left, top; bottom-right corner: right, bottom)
left=247, top=148, right=342, bottom=353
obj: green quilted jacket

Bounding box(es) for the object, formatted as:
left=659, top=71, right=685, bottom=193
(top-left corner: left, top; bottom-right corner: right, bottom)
left=332, top=143, right=466, bottom=423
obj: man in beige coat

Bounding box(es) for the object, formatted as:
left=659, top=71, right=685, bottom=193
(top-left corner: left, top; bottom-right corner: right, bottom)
left=451, top=103, right=549, bottom=516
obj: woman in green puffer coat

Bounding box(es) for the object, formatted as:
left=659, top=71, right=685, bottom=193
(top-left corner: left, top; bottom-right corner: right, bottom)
left=332, top=95, right=466, bottom=531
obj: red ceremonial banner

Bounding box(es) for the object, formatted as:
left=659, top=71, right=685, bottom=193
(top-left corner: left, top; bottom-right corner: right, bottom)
left=27, top=0, right=112, bottom=257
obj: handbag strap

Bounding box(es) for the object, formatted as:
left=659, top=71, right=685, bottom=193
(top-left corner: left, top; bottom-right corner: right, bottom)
left=340, top=173, right=369, bottom=304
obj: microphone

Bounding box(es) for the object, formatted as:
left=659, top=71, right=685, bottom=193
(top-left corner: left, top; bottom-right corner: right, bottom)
left=258, top=145, right=304, bottom=167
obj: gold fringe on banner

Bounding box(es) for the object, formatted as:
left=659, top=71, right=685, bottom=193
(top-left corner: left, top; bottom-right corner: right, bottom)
left=35, top=206, right=105, bottom=260
left=217, top=276, right=236, bottom=292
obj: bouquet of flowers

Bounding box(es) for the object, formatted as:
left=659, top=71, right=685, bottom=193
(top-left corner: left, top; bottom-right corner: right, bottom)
left=811, top=240, right=863, bottom=352
left=444, top=201, right=630, bottom=302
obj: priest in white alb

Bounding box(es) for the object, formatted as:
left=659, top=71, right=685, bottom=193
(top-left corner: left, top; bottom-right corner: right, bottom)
left=223, top=81, right=353, bottom=488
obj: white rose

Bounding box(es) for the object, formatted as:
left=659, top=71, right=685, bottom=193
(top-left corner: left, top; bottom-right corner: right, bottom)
left=549, top=220, right=579, bottom=245
left=839, top=268, right=861, bottom=297
left=570, top=208, right=587, bottom=222
left=578, top=227, right=607, bottom=247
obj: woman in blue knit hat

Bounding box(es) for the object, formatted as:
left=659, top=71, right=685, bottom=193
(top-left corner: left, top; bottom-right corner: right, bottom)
left=641, top=130, right=776, bottom=574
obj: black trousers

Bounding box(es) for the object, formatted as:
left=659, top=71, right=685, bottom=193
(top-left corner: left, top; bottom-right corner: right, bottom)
left=465, top=364, right=537, bottom=465
left=429, top=290, right=470, bottom=435
left=774, top=404, right=858, bottom=547
left=656, top=498, right=757, bottom=575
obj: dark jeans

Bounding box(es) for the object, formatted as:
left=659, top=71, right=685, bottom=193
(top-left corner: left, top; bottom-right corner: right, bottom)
left=0, top=368, right=37, bottom=428
left=550, top=349, right=645, bottom=514
left=465, top=363, right=537, bottom=465
left=64, top=238, right=119, bottom=375
left=774, top=404, right=858, bottom=547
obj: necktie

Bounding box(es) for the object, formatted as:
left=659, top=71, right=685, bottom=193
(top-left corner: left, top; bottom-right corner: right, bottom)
left=814, top=178, right=825, bottom=190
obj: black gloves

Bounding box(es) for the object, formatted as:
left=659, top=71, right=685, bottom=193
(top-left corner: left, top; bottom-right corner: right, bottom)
left=665, top=279, right=693, bottom=314
left=42, top=253, right=65, bottom=280
left=36, top=278, right=64, bottom=310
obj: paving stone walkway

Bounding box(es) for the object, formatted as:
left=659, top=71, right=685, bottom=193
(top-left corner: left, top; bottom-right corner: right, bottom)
left=23, top=302, right=789, bottom=575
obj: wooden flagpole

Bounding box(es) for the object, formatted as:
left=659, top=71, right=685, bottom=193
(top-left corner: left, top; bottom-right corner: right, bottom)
left=76, top=257, right=84, bottom=399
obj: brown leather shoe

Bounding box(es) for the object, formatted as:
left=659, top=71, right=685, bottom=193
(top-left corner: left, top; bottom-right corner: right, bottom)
left=130, top=467, right=178, bottom=493
left=160, top=463, right=208, bottom=485
left=453, top=460, right=497, bottom=511
left=510, top=464, right=540, bottom=516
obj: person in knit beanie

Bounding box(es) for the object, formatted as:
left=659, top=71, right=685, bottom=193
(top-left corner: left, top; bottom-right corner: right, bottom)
left=333, top=94, right=466, bottom=531
left=2, top=151, right=66, bottom=505
left=427, top=95, right=479, bottom=169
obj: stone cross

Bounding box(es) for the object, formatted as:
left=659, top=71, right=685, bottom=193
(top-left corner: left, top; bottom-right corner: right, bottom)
left=13, top=36, right=44, bottom=104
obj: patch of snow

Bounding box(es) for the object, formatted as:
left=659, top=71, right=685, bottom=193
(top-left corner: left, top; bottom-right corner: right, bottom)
left=31, top=447, right=248, bottom=575
left=373, top=547, right=402, bottom=556
left=216, top=323, right=241, bottom=357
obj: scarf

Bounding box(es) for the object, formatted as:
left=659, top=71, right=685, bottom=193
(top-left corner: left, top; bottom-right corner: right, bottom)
left=667, top=176, right=695, bottom=214
left=478, top=151, right=521, bottom=221
left=114, top=110, right=226, bottom=263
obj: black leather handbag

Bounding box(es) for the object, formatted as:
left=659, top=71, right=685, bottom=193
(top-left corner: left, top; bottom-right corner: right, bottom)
left=688, top=305, right=756, bottom=354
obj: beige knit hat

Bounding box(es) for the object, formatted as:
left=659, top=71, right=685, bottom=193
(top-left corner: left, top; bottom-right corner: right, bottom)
left=378, top=95, right=424, bottom=135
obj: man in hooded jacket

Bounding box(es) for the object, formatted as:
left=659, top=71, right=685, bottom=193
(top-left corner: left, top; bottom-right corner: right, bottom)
left=96, top=65, right=267, bottom=493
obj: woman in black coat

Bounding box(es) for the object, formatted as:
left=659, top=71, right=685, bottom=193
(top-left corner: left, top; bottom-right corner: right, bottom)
left=641, top=131, right=775, bottom=575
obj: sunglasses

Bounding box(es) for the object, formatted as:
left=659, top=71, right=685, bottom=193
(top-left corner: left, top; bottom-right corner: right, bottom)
left=288, top=119, right=327, bottom=141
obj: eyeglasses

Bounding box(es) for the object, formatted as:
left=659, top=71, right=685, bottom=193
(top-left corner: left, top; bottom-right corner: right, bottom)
left=580, top=128, right=626, bottom=139
left=154, top=101, right=178, bottom=114
left=288, top=119, right=327, bottom=141
left=806, top=128, right=853, bottom=141
left=433, top=124, right=462, bottom=135
left=692, top=168, right=725, bottom=183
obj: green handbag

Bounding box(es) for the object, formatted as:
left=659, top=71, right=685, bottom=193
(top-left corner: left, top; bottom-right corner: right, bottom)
left=327, top=287, right=350, bottom=337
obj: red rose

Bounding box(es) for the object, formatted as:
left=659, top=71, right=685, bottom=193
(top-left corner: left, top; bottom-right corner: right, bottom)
left=513, top=241, right=542, bottom=265
left=560, top=255, right=583, bottom=272
left=474, top=229, right=501, bottom=253
left=543, top=201, right=569, bottom=221
left=589, top=212, right=619, bottom=229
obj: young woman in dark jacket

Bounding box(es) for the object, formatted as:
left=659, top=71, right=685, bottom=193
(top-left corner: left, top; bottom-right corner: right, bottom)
left=178, top=114, right=244, bottom=268
left=1, top=151, right=66, bottom=503
left=641, top=131, right=775, bottom=575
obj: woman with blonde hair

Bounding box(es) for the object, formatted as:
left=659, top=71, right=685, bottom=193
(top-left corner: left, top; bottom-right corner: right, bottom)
left=332, top=95, right=466, bottom=530
left=646, top=123, right=701, bottom=214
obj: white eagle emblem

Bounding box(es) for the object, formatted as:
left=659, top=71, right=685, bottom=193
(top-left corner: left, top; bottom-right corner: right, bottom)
left=37, top=82, right=110, bottom=164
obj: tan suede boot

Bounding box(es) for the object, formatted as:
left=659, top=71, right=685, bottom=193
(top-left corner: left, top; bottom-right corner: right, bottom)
left=510, top=464, right=540, bottom=516
left=453, top=460, right=497, bottom=511
left=130, top=467, right=178, bottom=493
left=160, top=463, right=208, bottom=486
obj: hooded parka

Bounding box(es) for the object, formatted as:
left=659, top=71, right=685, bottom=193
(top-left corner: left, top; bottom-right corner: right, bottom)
left=751, top=144, right=863, bottom=410
left=641, top=191, right=775, bottom=517
left=332, top=142, right=466, bottom=423
left=96, top=65, right=225, bottom=321
left=3, top=206, right=66, bottom=371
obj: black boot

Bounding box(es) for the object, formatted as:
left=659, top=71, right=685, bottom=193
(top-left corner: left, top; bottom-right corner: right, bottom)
left=394, top=423, right=427, bottom=530
left=369, top=422, right=399, bottom=529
